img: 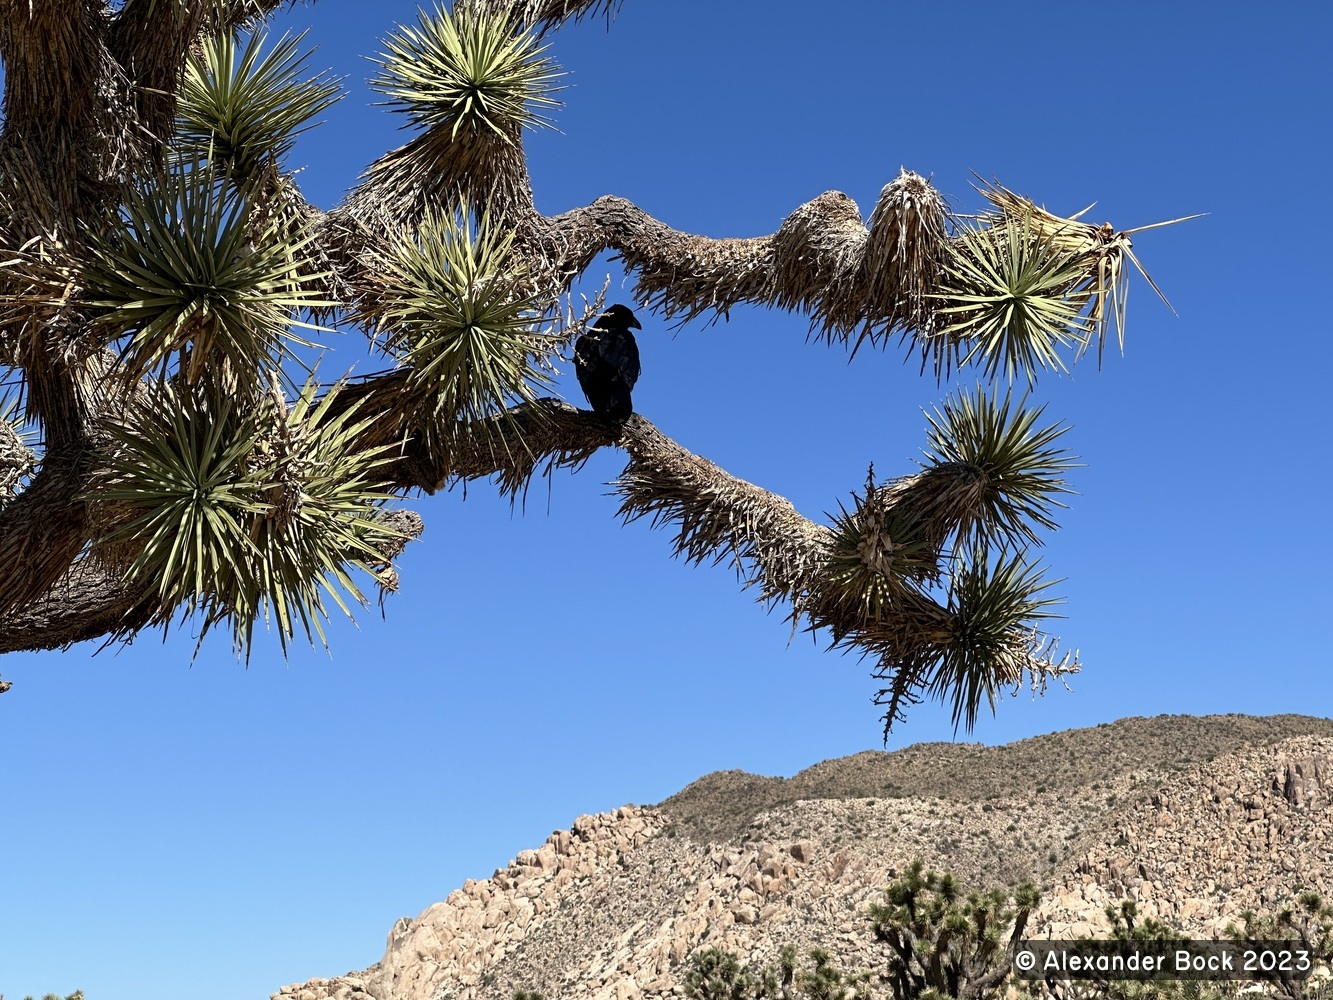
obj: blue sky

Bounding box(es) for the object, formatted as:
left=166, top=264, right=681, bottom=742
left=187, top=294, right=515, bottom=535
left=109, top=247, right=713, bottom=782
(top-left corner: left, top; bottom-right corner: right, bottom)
left=3, top=2, right=1331, bottom=998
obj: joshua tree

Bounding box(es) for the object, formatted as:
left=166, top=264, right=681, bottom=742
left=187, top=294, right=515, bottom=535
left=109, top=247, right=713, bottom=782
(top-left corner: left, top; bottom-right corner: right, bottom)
left=0, top=0, right=1186, bottom=733
left=869, top=860, right=1039, bottom=1000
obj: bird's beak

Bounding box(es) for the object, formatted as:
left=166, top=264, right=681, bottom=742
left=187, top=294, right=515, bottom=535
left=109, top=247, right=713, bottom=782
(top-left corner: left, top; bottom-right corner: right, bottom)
left=630, top=316, right=642, bottom=330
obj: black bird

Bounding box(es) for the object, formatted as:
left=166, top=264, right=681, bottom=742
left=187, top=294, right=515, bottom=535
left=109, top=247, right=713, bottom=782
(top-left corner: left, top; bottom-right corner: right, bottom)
left=574, top=304, right=642, bottom=424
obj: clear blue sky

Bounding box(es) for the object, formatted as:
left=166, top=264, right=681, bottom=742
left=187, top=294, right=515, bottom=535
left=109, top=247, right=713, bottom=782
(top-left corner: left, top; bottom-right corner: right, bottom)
left=3, top=2, right=1331, bottom=998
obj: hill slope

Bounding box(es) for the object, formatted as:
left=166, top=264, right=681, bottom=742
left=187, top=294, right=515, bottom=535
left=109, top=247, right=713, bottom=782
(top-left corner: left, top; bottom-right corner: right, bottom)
left=275, top=714, right=1333, bottom=1000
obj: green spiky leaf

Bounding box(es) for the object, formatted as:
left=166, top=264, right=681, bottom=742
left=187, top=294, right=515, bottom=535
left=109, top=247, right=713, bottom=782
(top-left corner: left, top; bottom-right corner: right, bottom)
left=360, top=208, right=560, bottom=445
left=930, top=552, right=1069, bottom=731
left=97, top=381, right=268, bottom=626
left=234, top=377, right=399, bottom=655
left=175, top=29, right=344, bottom=180
left=921, top=385, right=1078, bottom=551
left=95, top=378, right=400, bottom=658
left=82, top=162, right=332, bottom=388
left=935, top=214, right=1095, bottom=385
left=822, top=468, right=941, bottom=626
left=370, top=4, right=563, bottom=142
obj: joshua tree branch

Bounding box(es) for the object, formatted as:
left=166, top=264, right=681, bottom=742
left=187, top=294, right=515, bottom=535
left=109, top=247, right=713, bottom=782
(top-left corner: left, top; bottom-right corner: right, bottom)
left=335, top=169, right=948, bottom=348
left=0, top=1, right=116, bottom=215
left=541, top=173, right=947, bottom=338
left=0, top=556, right=154, bottom=655
left=332, top=389, right=840, bottom=616
left=0, top=3, right=104, bottom=139
left=0, top=345, right=136, bottom=619
left=0, top=442, right=97, bottom=620
left=0, top=393, right=838, bottom=651
left=614, top=413, right=834, bottom=601
left=107, top=2, right=215, bottom=154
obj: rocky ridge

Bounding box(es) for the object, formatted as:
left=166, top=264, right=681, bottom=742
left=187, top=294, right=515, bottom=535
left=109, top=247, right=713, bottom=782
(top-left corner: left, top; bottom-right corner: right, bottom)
left=275, top=715, right=1333, bottom=1000
left=1040, top=735, right=1333, bottom=938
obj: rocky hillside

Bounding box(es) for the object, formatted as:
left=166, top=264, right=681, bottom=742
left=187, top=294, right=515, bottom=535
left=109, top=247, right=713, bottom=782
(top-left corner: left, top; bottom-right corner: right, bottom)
left=275, top=714, right=1333, bottom=1000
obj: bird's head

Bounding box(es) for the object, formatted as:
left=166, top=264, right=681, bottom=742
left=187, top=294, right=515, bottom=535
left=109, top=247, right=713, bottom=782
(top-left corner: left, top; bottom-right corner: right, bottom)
left=594, top=303, right=642, bottom=332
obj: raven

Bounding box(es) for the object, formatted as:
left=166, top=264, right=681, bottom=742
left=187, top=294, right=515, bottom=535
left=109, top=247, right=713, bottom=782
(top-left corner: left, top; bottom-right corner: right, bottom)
left=574, top=304, right=642, bottom=424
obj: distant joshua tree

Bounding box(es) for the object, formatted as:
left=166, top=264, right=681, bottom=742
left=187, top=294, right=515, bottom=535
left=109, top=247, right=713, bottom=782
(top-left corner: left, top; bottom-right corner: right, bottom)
left=869, top=859, right=1038, bottom=1000
left=0, top=1, right=1189, bottom=734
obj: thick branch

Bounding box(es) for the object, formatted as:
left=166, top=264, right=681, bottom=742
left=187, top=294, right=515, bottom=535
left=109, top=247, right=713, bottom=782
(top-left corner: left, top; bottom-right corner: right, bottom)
left=0, top=349, right=133, bottom=618
left=0, top=1, right=117, bottom=218
left=0, top=393, right=832, bottom=651
left=332, top=131, right=539, bottom=251
left=442, top=398, right=613, bottom=495
left=313, top=377, right=591, bottom=494
left=614, top=413, right=833, bottom=604
left=0, top=442, right=95, bottom=619
left=0, top=2, right=104, bottom=142
left=335, top=170, right=946, bottom=347
left=107, top=1, right=213, bottom=157
left=537, top=172, right=946, bottom=340
left=401, top=397, right=840, bottom=616
left=543, top=194, right=777, bottom=315
left=0, top=556, right=153, bottom=654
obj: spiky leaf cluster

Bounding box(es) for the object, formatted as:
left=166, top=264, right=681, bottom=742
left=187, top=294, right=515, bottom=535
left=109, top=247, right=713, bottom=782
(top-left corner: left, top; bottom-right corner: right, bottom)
left=370, top=4, right=562, bottom=142
left=95, top=381, right=268, bottom=629
left=975, top=182, right=1198, bottom=366
left=928, top=552, right=1070, bottom=731
left=811, top=388, right=1078, bottom=734
left=237, top=378, right=400, bottom=654
left=81, top=164, right=331, bottom=389
left=95, top=378, right=395, bottom=657
left=936, top=214, right=1096, bottom=385
left=358, top=209, right=560, bottom=457
left=175, top=30, right=343, bottom=183
left=858, top=550, right=1075, bottom=735
left=920, top=385, right=1077, bottom=551
left=821, top=469, right=941, bottom=628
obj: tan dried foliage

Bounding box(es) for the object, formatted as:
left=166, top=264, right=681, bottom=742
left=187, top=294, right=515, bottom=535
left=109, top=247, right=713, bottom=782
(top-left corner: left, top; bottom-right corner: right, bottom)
left=627, top=169, right=947, bottom=349
left=460, top=0, right=625, bottom=32
left=976, top=180, right=1197, bottom=360
left=614, top=415, right=834, bottom=609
